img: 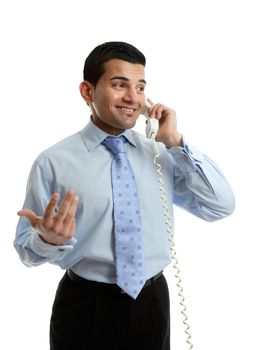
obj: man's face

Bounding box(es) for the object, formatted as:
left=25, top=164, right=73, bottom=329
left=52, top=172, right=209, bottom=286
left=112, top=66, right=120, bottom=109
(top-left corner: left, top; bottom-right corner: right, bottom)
left=90, top=59, right=146, bottom=135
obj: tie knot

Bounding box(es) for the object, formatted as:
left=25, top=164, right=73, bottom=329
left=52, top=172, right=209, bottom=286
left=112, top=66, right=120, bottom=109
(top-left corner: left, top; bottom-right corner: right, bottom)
left=103, top=136, right=126, bottom=155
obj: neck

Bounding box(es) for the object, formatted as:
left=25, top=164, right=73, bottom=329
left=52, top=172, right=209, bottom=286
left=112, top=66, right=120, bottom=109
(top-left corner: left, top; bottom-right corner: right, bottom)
left=91, top=115, right=124, bottom=136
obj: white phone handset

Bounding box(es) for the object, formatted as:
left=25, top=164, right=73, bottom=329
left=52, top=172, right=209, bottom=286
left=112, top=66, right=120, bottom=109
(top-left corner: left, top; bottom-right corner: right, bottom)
left=141, top=105, right=159, bottom=139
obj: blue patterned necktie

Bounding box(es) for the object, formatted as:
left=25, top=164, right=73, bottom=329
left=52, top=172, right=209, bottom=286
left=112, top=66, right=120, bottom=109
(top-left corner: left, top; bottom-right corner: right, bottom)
left=103, top=136, right=147, bottom=299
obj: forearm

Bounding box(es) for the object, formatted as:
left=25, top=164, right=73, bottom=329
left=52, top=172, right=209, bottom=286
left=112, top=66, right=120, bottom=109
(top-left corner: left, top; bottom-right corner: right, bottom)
left=14, top=226, right=76, bottom=267
left=168, top=139, right=235, bottom=221
left=14, top=156, right=78, bottom=266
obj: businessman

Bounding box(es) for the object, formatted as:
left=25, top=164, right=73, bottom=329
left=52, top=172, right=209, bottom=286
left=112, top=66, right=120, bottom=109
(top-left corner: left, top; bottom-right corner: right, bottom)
left=14, top=41, right=235, bottom=350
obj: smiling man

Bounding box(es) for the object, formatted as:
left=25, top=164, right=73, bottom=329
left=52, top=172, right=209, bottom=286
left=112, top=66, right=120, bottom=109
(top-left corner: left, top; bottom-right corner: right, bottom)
left=80, top=59, right=147, bottom=133
left=14, top=41, right=235, bottom=350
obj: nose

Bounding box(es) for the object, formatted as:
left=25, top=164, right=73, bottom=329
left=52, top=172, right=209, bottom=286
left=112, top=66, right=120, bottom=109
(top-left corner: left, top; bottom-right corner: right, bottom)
left=122, top=87, right=140, bottom=104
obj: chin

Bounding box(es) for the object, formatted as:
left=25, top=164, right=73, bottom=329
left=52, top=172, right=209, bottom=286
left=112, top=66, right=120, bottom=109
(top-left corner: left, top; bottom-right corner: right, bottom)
left=123, top=118, right=137, bottom=128
left=123, top=122, right=136, bottom=130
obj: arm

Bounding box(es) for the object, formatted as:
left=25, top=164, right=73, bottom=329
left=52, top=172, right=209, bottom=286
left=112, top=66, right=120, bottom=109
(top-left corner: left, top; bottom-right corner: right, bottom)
left=14, top=158, right=78, bottom=266
left=146, top=100, right=235, bottom=221
left=168, top=140, right=235, bottom=221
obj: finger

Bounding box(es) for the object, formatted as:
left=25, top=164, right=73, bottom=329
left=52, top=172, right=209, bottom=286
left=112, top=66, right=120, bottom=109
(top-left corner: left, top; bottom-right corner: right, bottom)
left=146, top=98, right=154, bottom=106
left=155, top=104, right=165, bottom=119
left=146, top=100, right=163, bottom=117
left=56, top=190, right=74, bottom=219
left=68, top=195, right=79, bottom=217
left=144, top=99, right=155, bottom=118
left=149, top=103, right=165, bottom=119
left=63, top=195, right=79, bottom=228
left=62, top=218, right=77, bottom=241
left=69, top=218, right=76, bottom=236
left=17, top=209, right=40, bottom=227
left=44, top=192, right=60, bottom=224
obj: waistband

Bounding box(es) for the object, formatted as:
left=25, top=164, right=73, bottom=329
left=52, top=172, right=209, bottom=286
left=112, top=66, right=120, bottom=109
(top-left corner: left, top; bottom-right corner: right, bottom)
left=66, top=269, right=163, bottom=294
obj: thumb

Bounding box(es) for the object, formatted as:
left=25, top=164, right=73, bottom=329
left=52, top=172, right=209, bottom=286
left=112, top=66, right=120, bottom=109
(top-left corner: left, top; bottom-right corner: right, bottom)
left=17, top=209, right=40, bottom=227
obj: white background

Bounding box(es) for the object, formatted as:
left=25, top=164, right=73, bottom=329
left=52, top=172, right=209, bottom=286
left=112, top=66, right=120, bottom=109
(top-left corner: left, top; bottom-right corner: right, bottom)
left=1, top=1, right=254, bottom=349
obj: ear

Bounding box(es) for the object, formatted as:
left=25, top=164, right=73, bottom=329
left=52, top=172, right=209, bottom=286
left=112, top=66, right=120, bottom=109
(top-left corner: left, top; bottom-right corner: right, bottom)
left=79, top=81, right=94, bottom=104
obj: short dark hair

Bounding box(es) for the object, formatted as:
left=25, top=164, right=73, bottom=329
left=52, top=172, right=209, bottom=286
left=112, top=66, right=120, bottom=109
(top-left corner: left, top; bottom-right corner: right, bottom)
left=83, top=41, right=146, bottom=85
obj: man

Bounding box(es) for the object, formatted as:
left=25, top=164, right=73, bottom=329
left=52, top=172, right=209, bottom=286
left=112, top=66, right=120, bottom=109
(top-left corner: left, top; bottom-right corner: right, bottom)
left=14, top=41, right=235, bottom=350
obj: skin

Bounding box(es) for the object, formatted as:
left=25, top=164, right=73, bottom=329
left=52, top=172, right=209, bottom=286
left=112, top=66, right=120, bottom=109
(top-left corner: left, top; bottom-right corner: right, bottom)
left=18, top=58, right=183, bottom=245
left=79, top=59, right=183, bottom=147
left=17, top=190, right=79, bottom=245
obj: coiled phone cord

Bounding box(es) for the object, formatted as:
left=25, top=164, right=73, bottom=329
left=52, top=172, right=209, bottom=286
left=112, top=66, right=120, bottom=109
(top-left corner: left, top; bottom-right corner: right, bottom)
left=151, top=136, right=194, bottom=350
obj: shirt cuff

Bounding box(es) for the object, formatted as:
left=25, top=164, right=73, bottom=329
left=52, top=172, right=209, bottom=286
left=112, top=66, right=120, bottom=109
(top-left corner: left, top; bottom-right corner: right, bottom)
left=167, top=136, right=204, bottom=172
left=30, top=232, right=77, bottom=258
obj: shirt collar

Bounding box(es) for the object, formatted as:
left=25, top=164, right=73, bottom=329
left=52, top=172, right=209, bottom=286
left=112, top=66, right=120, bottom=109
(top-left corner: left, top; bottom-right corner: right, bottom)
left=80, top=118, right=137, bottom=151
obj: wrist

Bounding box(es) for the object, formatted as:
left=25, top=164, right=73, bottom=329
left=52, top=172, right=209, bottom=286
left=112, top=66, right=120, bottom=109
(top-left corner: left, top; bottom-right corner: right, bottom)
left=38, top=233, right=58, bottom=246
left=164, top=132, right=183, bottom=148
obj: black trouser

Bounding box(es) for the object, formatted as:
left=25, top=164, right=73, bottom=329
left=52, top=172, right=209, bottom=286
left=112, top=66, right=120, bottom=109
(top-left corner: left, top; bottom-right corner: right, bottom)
left=50, top=271, right=170, bottom=350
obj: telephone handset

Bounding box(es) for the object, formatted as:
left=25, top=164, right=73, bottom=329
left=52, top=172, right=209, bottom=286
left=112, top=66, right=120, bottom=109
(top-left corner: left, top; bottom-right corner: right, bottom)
left=142, top=102, right=194, bottom=349
left=141, top=105, right=159, bottom=139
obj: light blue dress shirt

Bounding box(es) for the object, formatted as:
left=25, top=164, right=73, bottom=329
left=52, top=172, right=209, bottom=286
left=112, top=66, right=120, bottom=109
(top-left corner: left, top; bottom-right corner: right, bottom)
left=14, top=120, right=235, bottom=283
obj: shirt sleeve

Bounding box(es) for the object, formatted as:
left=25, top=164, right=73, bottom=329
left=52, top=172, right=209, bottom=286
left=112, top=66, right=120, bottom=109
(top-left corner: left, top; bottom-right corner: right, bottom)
left=167, top=137, right=235, bottom=221
left=14, top=157, right=77, bottom=267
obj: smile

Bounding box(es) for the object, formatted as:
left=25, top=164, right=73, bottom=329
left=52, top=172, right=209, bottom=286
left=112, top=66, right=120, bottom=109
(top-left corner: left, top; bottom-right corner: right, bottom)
left=116, top=107, right=136, bottom=113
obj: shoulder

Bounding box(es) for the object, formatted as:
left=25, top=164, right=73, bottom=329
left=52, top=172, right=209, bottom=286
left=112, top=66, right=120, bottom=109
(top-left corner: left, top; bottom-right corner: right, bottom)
left=26, top=129, right=87, bottom=182
left=35, top=129, right=86, bottom=162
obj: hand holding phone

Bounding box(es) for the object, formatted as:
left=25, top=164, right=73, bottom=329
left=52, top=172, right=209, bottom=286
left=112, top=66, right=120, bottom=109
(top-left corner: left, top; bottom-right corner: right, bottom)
left=141, top=104, right=159, bottom=139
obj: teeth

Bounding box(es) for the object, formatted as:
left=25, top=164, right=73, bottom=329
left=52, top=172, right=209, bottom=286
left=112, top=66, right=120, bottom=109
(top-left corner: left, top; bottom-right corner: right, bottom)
left=118, top=107, right=134, bottom=112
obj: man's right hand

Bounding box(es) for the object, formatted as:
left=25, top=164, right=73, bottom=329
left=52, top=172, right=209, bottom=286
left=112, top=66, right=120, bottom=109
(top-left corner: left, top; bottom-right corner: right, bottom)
left=17, top=190, right=79, bottom=245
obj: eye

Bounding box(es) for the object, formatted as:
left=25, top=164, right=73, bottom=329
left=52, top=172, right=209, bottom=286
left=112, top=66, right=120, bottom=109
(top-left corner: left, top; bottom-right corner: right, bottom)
left=112, top=82, right=126, bottom=89
left=136, top=85, right=145, bottom=93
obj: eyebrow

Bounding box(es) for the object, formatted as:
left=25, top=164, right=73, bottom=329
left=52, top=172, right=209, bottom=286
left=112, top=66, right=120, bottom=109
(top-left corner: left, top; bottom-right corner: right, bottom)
left=110, top=76, right=146, bottom=85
